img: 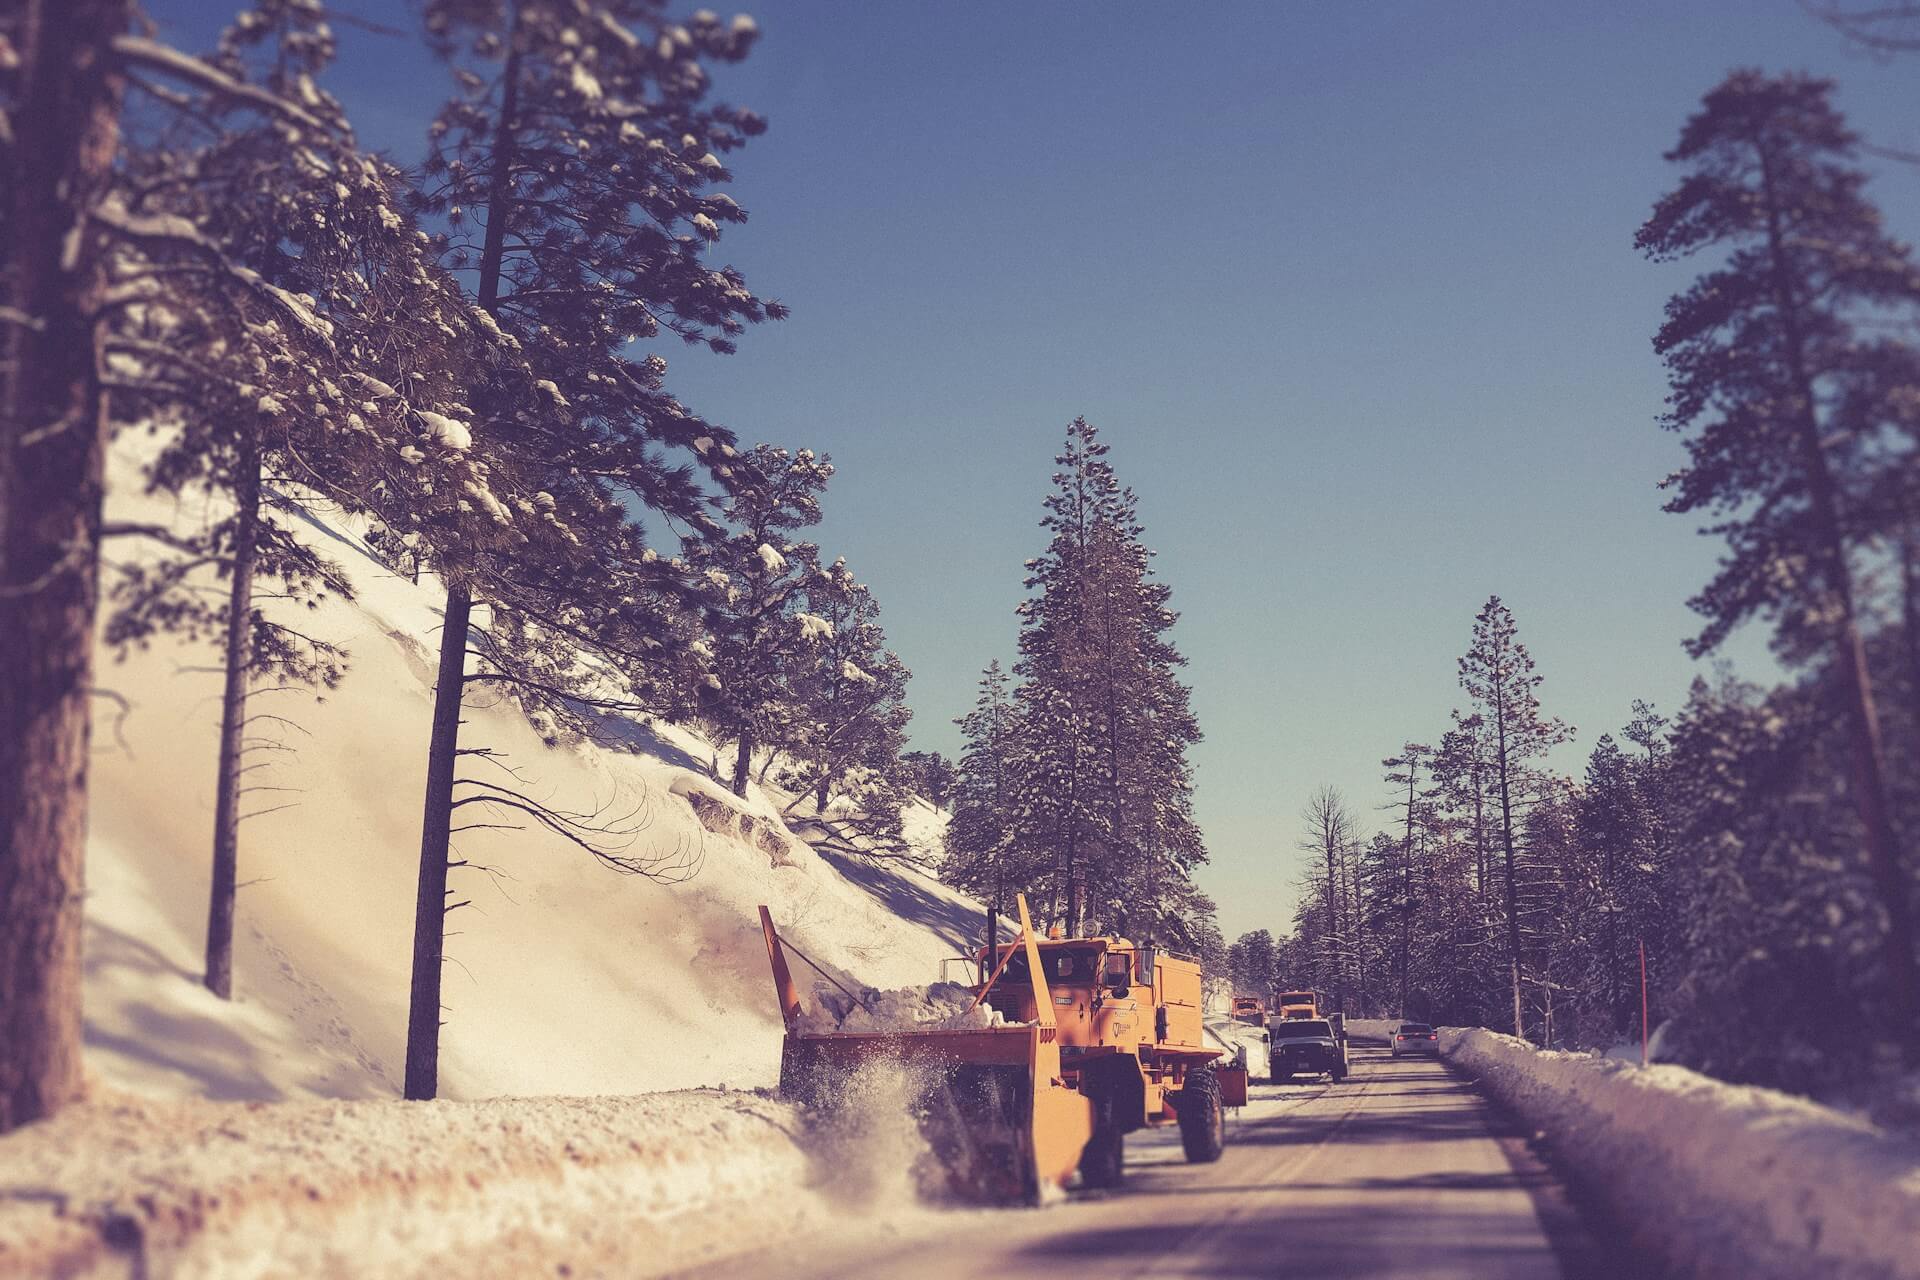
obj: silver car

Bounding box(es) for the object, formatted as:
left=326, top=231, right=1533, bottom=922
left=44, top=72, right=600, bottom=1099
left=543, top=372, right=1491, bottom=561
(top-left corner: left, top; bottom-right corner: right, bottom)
left=1391, top=1021, right=1440, bottom=1057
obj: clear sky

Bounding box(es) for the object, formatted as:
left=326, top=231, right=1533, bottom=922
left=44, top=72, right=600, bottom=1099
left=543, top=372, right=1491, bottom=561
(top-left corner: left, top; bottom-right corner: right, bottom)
left=157, top=2, right=1920, bottom=944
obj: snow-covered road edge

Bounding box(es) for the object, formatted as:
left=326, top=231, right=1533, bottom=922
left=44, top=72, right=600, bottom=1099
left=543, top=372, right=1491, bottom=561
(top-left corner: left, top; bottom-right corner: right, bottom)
left=0, top=1089, right=818, bottom=1279
left=1440, top=1027, right=1920, bottom=1280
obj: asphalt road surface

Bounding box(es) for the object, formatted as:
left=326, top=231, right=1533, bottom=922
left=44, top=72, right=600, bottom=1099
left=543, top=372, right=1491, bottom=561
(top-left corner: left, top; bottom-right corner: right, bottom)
left=682, top=1045, right=1641, bottom=1280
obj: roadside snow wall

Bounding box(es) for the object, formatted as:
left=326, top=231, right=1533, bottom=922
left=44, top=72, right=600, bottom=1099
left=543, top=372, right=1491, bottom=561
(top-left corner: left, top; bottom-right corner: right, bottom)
left=0, top=1089, right=817, bottom=1280
left=1342, top=1018, right=1400, bottom=1045
left=1440, top=1027, right=1920, bottom=1280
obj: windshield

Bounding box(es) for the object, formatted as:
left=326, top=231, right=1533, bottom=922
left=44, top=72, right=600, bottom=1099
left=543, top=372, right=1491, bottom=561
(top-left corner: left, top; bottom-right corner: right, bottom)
left=995, top=946, right=1103, bottom=986
left=1398, top=1023, right=1433, bottom=1033
left=1273, top=1020, right=1333, bottom=1039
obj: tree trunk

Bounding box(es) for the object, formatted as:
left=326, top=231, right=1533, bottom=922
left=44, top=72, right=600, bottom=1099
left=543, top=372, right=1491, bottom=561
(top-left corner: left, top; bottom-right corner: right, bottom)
left=1472, top=771, right=1487, bottom=897
left=1066, top=849, right=1083, bottom=937
left=404, top=25, right=522, bottom=1101
left=1322, top=837, right=1341, bottom=1014
left=814, top=774, right=829, bottom=813
left=1348, top=849, right=1366, bottom=1015
left=731, top=731, right=752, bottom=798
left=1832, top=617, right=1916, bottom=1045
left=1604, top=834, right=1626, bottom=1037
left=1542, top=974, right=1555, bottom=1049
left=1902, top=528, right=1920, bottom=740
left=1399, top=766, right=1417, bottom=1019
left=405, top=586, right=471, bottom=1100
left=1496, top=713, right=1525, bottom=1039
left=0, top=0, right=128, bottom=1133
left=204, top=438, right=261, bottom=1000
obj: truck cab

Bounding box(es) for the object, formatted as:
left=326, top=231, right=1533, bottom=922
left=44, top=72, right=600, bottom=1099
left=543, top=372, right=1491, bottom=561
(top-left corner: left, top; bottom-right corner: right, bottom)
left=1275, top=989, right=1319, bottom=1020
left=975, top=936, right=1202, bottom=1052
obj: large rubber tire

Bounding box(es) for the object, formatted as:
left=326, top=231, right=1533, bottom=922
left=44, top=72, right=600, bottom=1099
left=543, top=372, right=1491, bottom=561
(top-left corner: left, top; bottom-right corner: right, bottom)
left=1178, top=1066, right=1226, bottom=1164
left=1078, top=1089, right=1125, bottom=1189
left=1269, top=1057, right=1289, bottom=1083
left=1332, top=1063, right=1348, bottom=1083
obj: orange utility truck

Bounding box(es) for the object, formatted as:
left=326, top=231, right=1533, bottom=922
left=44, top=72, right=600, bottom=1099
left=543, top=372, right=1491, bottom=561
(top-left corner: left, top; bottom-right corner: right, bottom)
left=761, top=893, right=1248, bottom=1203
left=1230, top=995, right=1266, bottom=1025
left=1275, top=989, right=1319, bottom=1019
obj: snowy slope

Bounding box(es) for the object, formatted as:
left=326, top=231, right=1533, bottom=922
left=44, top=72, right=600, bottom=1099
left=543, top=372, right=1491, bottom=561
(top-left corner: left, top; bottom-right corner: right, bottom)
left=83, top=437, right=984, bottom=1104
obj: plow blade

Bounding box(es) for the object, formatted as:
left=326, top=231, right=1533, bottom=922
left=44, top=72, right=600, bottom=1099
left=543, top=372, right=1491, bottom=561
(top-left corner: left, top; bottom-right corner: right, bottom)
left=779, top=1027, right=1092, bottom=1205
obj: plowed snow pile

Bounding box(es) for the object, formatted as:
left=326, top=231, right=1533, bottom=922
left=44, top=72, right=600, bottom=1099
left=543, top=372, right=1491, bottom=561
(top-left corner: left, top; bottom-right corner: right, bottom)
left=0, top=1088, right=826, bottom=1280
left=1441, top=1027, right=1920, bottom=1280
left=796, top=982, right=1008, bottom=1033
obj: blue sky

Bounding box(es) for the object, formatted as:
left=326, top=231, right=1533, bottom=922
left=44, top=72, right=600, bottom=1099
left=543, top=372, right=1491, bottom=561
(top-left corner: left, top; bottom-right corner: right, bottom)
left=158, top=2, right=1920, bottom=943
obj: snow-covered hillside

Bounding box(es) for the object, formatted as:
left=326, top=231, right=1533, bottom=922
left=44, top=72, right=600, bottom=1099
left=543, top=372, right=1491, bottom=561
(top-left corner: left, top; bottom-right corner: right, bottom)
left=84, top=438, right=983, bottom=1104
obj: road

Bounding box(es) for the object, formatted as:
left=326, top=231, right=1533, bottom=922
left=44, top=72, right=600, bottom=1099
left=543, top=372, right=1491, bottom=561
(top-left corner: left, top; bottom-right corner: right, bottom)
left=679, top=1045, right=1633, bottom=1280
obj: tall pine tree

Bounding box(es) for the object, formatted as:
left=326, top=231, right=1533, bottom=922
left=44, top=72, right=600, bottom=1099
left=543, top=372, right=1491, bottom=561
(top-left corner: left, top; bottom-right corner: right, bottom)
left=1458, top=595, right=1570, bottom=1039
left=401, top=0, right=783, bottom=1099
left=1638, top=69, right=1920, bottom=1050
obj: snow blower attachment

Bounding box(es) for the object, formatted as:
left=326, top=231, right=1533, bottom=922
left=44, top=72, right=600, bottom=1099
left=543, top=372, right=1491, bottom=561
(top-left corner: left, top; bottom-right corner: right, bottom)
left=758, top=894, right=1247, bottom=1205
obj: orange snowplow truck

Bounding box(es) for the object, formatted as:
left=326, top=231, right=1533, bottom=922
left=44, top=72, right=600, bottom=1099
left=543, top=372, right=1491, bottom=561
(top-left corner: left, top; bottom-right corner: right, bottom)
left=1230, top=995, right=1266, bottom=1025
left=759, top=893, right=1248, bottom=1204
left=1275, top=989, right=1319, bottom=1019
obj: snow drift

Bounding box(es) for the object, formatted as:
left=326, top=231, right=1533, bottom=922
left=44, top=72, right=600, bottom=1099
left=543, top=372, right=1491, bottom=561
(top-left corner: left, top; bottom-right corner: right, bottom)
left=1341, top=1017, right=1402, bottom=1044
left=0, top=1087, right=824, bottom=1279
left=795, top=982, right=1007, bottom=1034
left=1440, top=1027, right=1920, bottom=1280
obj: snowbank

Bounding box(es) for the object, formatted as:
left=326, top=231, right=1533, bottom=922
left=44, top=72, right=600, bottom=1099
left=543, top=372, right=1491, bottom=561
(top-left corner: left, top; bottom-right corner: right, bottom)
left=796, top=982, right=1006, bottom=1034
left=1342, top=1017, right=1401, bottom=1044
left=1204, top=1017, right=1269, bottom=1074
left=1440, top=1027, right=1920, bottom=1280
left=0, top=1088, right=820, bottom=1279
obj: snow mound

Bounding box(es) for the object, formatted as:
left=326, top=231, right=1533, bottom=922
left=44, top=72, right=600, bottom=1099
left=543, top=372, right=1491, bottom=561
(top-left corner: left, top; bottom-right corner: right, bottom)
left=797, top=982, right=1007, bottom=1034
left=1440, top=1027, right=1920, bottom=1280
left=1343, top=1017, right=1403, bottom=1044
left=0, top=1088, right=821, bottom=1279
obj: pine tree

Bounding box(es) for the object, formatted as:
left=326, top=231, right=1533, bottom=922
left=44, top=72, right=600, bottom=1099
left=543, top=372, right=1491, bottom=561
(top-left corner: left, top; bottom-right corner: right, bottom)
left=901, top=750, right=956, bottom=810
left=1009, top=421, right=1115, bottom=932
left=945, top=661, right=1019, bottom=953
left=1572, top=734, right=1662, bottom=1037
left=400, top=0, right=783, bottom=1099
left=1383, top=744, right=1435, bottom=1017
left=1638, top=69, right=1920, bottom=1050
left=1227, top=929, right=1278, bottom=998
left=1458, top=595, right=1571, bottom=1039
left=1, top=0, right=402, bottom=1128
left=1436, top=713, right=1492, bottom=897
left=1007, top=418, right=1205, bottom=938
left=1663, top=672, right=1883, bottom=1087
left=685, top=444, right=838, bottom=797
left=98, top=1, right=503, bottom=1002
left=778, top=566, right=912, bottom=832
